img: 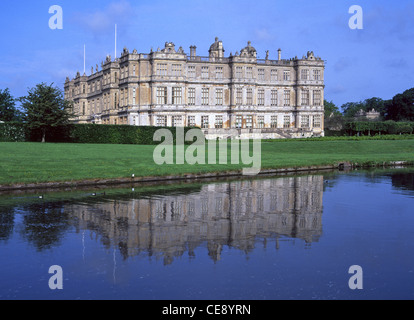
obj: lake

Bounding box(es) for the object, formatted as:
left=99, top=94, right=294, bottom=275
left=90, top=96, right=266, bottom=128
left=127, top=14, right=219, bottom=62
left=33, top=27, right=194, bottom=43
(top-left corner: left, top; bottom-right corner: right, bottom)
left=0, top=168, right=413, bottom=300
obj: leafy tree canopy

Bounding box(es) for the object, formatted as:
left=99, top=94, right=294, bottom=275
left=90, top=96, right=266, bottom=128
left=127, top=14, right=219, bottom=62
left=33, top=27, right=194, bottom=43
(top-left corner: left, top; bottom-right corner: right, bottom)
left=19, top=83, right=74, bottom=142
left=324, top=100, right=341, bottom=117
left=386, top=88, right=414, bottom=121
left=0, top=88, right=23, bottom=122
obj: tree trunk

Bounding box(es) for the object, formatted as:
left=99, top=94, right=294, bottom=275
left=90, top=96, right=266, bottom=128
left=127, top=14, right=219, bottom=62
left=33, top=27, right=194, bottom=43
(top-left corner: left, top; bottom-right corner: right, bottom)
left=41, top=129, right=46, bottom=143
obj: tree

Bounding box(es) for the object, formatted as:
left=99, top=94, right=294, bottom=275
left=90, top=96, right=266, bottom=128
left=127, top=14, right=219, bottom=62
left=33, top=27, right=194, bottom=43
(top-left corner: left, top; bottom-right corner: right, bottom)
left=324, top=100, right=341, bottom=117
left=386, top=88, right=414, bottom=121
left=324, top=100, right=344, bottom=131
left=341, top=101, right=365, bottom=119
left=20, top=83, right=74, bottom=142
left=364, top=97, right=387, bottom=117
left=0, top=88, right=23, bottom=122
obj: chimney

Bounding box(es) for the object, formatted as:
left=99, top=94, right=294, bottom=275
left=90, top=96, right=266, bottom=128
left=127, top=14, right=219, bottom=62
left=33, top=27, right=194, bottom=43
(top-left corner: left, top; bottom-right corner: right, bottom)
left=278, top=48, right=281, bottom=61
left=190, top=45, right=197, bottom=57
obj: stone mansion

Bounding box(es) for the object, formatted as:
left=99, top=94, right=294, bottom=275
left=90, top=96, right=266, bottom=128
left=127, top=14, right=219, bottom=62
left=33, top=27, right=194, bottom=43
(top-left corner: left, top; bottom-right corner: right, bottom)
left=64, top=38, right=325, bottom=139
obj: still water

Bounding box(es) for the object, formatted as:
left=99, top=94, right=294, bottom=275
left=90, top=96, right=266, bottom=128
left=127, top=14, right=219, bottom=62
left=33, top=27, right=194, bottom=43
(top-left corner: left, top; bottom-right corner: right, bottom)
left=0, top=168, right=413, bottom=300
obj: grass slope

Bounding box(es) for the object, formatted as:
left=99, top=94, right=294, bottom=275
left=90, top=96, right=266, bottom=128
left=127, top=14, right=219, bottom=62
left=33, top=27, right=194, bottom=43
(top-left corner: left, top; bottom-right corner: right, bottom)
left=0, top=139, right=413, bottom=185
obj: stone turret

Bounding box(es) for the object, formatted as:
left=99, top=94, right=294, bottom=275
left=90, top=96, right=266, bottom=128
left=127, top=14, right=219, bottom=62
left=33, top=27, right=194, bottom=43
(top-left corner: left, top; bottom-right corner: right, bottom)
left=240, top=41, right=257, bottom=58
left=209, top=37, right=225, bottom=58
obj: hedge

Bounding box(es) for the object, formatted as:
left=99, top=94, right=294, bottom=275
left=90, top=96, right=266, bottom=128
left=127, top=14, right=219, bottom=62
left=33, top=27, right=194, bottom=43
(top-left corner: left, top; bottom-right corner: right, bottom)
left=0, top=122, right=26, bottom=142
left=0, top=122, right=203, bottom=145
left=344, top=121, right=414, bottom=136
left=69, top=124, right=201, bottom=145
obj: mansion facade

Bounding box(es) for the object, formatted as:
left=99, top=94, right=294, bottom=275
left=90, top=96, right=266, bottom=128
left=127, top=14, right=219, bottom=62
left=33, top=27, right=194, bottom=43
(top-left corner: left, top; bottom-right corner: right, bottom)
left=64, top=38, right=325, bottom=139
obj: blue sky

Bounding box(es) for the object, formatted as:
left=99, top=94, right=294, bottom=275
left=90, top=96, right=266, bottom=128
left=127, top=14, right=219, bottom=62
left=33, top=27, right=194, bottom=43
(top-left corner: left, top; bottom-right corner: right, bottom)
left=1, top=0, right=413, bottom=108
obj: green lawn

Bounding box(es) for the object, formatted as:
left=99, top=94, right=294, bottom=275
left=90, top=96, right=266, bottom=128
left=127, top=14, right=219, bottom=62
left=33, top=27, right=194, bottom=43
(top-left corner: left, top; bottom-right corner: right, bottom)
left=0, top=139, right=413, bottom=185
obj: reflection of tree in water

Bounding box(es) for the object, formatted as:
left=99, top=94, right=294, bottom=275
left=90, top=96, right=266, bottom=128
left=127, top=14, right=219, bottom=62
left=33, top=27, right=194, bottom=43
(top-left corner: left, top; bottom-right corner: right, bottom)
left=363, top=170, right=414, bottom=193
left=390, top=172, right=414, bottom=191
left=0, top=174, right=326, bottom=263
left=0, top=207, right=15, bottom=242
left=18, top=202, right=71, bottom=251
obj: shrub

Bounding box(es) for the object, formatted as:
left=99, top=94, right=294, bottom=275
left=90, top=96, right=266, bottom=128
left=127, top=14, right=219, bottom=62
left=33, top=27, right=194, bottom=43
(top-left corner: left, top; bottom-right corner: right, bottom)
left=345, top=121, right=414, bottom=136
left=0, top=122, right=26, bottom=142
left=68, top=124, right=202, bottom=145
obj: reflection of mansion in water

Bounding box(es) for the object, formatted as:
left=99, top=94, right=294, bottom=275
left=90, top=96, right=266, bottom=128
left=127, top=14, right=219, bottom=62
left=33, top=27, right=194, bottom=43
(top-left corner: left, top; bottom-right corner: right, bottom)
left=70, top=175, right=323, bottom=264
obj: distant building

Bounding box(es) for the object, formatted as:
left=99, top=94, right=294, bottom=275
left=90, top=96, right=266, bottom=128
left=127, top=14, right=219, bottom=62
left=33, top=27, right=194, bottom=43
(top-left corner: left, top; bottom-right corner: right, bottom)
left=355, top=108, right=380, bottom=120
left=64, top=38, right=325, bottom=139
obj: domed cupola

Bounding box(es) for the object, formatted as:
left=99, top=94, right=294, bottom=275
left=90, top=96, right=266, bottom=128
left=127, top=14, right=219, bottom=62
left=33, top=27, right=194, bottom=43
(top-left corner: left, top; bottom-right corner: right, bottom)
left=209, top=37, right=225, bottom=58
left=240, top=41, right=257, bottom=58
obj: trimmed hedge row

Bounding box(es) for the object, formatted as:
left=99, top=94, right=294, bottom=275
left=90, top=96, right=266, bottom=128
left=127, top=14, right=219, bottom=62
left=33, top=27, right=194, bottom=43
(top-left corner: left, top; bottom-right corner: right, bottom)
left=0, top=122, right=203, bottom=145
left=0, top=122, right=26, bottom=142
left=344, top=121, right=414, bottom=136
left=69, top=124, right=201, bottom=145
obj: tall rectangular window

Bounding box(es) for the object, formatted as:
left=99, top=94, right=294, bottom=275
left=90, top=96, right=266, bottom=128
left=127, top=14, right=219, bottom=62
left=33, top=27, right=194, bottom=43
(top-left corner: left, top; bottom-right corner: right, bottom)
left=258, top=69, right=265, bottom=81
left=172, top=64, right=182, bottom=76
left=188, top=66, right=196, bottom=78
left=246, top=67, right=253, bottom=79
left=236, top=66, right=242, bottom=78
left=246, top=88, right=253, bottom=105
left=201, top=115, right=209, bottom=128
left=215, top=88, right=223, bottom=105
left=188, top=88, right=196, bottom=105
left=187, top=115, right=195, bottom=126
left=236, top=88, right=243, bottom=105
left=156, top=63, right=167, bottom=76
left=271, top=115, right=278, bottom=128
left=283, top=90, right=290, bottom=106
left=313, top=90, right=321, bottom=106
left=235, top=115, right=242, bottom=128
left=258, top=89, right=265, bottom=106
left=172, top=87, right=182, bottom=104
left=283, top=70, right=290, bottom=81
left=313, top=69, right=321, bottom=80
left=201, top=88, right=209, bottom=105
left=132, top=88, right=136, bottom=104
left=201, top=67, right=209, bottom=79
left=215, top=67, right=223, bottom=79
left=301, top=69, right=309, bottom=80
left=245, top=115, right=253, bottom=128
left=157, top=87, right=167, bottom=104
left=215, top=115, right=223, bottom=128
left=172, top=115, right=182, bottom=127
left=271, top=69, right=278, bottom=81
left=257, top=115, right=264, bottom=128
left=301, top=89, right=309, bottom=106
left=313, top=115, right=321, bottom=128
left=271, top=89, right=278, bottom=106
left=301, top=115, right=310, bottom=128
left=283, top=115, right=290, bottom=128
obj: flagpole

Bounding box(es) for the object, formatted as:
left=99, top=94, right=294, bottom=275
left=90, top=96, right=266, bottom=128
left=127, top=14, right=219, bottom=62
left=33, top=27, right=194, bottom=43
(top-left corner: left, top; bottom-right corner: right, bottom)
left=83, top=44, right=86, bottom=74
left=114, top=24, right=117, bottom=60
